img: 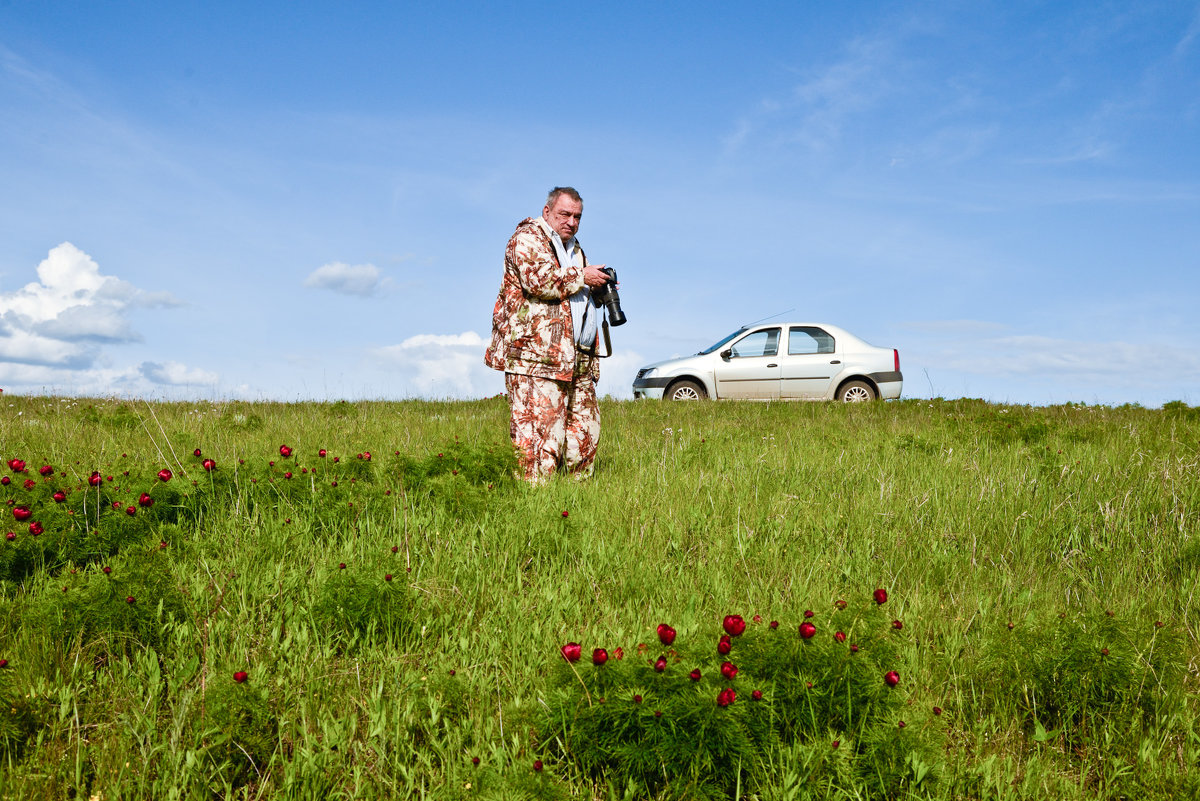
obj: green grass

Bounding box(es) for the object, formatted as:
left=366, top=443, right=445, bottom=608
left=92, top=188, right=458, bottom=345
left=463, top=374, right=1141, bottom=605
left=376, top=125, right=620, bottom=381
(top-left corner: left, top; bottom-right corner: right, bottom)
left=0, top=394, right=1198, bottom=799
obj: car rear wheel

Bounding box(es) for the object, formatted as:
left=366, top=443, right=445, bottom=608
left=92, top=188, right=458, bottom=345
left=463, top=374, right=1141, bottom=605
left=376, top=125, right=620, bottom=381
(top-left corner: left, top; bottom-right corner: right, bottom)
left=666, top=379, right=707, bottom=401
left=837, top=380, right=876, bottom=402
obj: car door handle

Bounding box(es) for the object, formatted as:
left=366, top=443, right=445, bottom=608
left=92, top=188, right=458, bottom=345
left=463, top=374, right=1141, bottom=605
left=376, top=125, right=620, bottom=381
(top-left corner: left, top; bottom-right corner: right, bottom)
left=767, top=363, right=778, bottom=368
left=829, top=360, right=841, bottom=364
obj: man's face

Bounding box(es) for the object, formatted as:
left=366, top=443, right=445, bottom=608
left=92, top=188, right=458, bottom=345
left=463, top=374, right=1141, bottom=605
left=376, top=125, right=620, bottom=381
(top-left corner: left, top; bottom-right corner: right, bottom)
left=543, top=195, right=583, bottom=241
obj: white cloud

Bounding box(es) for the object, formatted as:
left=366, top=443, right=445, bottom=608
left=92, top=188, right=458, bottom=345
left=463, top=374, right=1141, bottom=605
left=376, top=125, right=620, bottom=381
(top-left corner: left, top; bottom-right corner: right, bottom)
left=303, top=262, right=386, bottom=296
left=372, top=331, right=497, bottom=398
left=139, top=361, right=219, bottom=386
left=0, top=242, right=179, bottom=366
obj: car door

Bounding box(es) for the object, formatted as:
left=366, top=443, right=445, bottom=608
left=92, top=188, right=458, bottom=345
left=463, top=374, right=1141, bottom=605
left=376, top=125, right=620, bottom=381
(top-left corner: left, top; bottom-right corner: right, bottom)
left=714, top=327, right=782, bottom=399
left=780, top=326, right=839, bottom=399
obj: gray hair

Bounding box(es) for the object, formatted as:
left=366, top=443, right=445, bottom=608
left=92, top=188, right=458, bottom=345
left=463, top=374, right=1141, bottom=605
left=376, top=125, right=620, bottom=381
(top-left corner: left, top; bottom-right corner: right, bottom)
left=545, top=186, right=583, bottom=209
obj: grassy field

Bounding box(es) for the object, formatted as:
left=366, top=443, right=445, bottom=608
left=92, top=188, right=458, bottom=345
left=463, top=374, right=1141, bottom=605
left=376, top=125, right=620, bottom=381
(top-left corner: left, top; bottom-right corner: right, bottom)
left=0, top=394, right=1198, bottom=799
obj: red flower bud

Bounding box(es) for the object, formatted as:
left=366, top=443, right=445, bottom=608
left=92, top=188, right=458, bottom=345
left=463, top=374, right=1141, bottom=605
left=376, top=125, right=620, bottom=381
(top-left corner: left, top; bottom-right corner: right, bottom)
left=592, top=648, right=608, bottom=665
left=717, top=635, right=732, bottom=655
left=873, top=588, right=888, bottom=605
left=720, top=661, right=738, bottom=680
left=53, top=491, right=67, bottom=503
left=656, top=623, right=676, bottom=646
left=12, top=506, right=31, bottom=521
left=233, top=671, right=249, bottom=683
left=279, top=445, right=293, bottom=457
left=834, top=630, right=846, bottom=643
left=803, top=609, right=814, bottom=619
left=39, top=464, right=53, bottom=476
left=799, top=622, right=816, bottom=639
left=126, top=595, right=135, bottom=604
left=138, top=493, right=153, bottom=508
left=769, top=620, right=779, bottom=629
left=716, top=687, right=736, bottom=707
left=532, top=760, right=543, bottom=772
left=654, top=656, right=667, bottom=672
left=751, top=689, right=763, bottom=700
left=193, top=449, right=202, bottom=457
left=202, top=459, right=216, bottom=471
left=157, top=469, right=172, bottom=482
left=28, top=521, right=43, bottom=536
left=884, top=670, right=900, bottom=687
left=560, top=642, right=582, bottom=662
left=689, top=668, right=701, bottom=681
left=722, top=614, right=746, bottom=637
left=892, top=619, right=903, bottom=630
left=932, top=706, right=943, bottom=716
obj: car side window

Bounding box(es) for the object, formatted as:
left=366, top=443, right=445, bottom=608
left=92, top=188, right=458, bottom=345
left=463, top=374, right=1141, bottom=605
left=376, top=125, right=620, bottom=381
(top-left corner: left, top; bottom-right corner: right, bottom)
left=730, top=328, right=779, bottom=358
left=788, top=326, right=835, bottom=355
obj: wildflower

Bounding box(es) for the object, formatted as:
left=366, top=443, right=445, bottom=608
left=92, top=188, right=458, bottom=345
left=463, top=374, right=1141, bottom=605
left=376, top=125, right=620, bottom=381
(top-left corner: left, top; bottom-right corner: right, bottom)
left=720, top=661, right=738, bottom=680
left=202, top=459, right=216, bottom=471
left=799, top=622, right=816, bottom=639
left=751, top=689, right=763, bottom=700
left=689, top=668, right=701, bottom=681
left=803, top=609, right=814, bottom=619
left=125, top=506, right=136, bottom=517
left=233, top=671, right=249, bottom=683
left=717, top=635, right=732, bottom=655
left=654, top=656, right=667, bottom=672
left=533, top=760, right=543, bottom=772
left=592, top=648, right=609, bottom=666
left=561, top=510, right=569, bottom=518
left=769, top=620, right=779, bottom=629
left=716, top=687, right=736, bottom=707
left=21, top=479, right=35, bottom=490
left=560, top=642, right=582, bottom=662
left=89, top=472, right=102, bottom=486
left=319, top=449, right=327, bottom=458
left=39, top=464, right=53, bottom=476
left=138, top=493, right=153, bottom=507
left=12, top=507, right=31, bottom=522
left=633, top=694, right=642, bottom=704
left=834, top=631, right=846, bottom=643
left=125, top=596, right=135, bottom=604
left=613, top=647, right=624, bottom=660
left=28, top=521, right=43, bottom=536
left=892, top=620, right=903, bottom=630
left=7, top=459, right=26, bottom=472
left=873, top=588, right=888, bottom=605
left=193, top=449, right=202, bottom=457
left=279, top=445, right=293, bottom=457
left=722, top=614, right=746, bottom=637
left=157, top=469, right=172, bottom=482
left=656, top=623, right=676, bottom=645
left=933, top=706, right=943, bottom=716
left=835, top=599, right=847, bottom=610
left=884, top=670, right=900, bottom=688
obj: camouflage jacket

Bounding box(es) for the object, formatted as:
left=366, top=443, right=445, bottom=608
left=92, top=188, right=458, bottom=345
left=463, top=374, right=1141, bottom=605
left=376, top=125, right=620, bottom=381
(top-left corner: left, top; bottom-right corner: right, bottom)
left=484, top=217, right=600, bottom=382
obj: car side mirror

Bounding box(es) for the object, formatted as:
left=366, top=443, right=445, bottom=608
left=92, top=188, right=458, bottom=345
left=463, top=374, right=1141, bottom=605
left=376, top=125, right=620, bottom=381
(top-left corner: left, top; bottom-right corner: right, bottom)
left=720, top=349, right=732, bottom=360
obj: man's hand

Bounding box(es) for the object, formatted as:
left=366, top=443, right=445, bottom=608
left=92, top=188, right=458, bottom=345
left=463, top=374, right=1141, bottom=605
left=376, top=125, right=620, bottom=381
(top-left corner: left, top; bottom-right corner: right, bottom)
left=584, top=263, right=611, bottom=288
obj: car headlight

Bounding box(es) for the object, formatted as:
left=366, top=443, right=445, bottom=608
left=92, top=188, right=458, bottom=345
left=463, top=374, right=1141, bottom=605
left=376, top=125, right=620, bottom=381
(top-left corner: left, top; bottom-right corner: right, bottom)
left=636, top=368, right=657, bottom=380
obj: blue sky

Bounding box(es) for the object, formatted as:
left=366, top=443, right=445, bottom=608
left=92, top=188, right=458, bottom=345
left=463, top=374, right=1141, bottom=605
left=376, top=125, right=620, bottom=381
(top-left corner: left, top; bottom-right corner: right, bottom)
left=2, top=1, right=1198, bottom=405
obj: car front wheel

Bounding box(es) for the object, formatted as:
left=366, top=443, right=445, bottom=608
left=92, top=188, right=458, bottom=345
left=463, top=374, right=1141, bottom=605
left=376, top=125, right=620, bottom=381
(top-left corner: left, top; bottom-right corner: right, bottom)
left=666, top=379, right=707, bottom=401
left=836, top=380, right=876, bottom=402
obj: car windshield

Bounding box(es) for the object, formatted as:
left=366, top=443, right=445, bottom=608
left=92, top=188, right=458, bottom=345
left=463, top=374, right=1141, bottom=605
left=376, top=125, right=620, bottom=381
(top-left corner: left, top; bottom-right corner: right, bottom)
left=698, top=328, right=747, bottom=355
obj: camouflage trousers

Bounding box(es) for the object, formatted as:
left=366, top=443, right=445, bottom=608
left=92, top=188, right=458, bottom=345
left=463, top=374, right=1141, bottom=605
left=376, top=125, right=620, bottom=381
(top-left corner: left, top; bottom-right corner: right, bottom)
left=505, top=357, right=599, bottom=483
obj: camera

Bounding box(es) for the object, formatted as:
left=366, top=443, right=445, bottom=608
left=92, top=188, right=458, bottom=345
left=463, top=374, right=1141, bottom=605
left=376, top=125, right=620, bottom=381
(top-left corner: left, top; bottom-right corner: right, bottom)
left=593, top=267, right=626, bottom=326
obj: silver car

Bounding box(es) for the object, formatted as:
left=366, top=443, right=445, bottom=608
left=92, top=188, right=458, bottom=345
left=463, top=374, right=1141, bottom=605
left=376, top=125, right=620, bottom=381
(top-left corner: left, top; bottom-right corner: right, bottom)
left=632, top=322, right=902, bottom=401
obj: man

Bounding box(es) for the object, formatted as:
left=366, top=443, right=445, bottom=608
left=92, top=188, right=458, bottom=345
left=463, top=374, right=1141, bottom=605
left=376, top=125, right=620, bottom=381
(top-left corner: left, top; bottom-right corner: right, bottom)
left=484, top=187, right=614, bottom=482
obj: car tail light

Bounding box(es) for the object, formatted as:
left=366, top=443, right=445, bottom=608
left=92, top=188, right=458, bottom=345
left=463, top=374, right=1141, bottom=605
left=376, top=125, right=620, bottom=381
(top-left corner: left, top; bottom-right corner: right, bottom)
left=893, top=349, right=900, bottom=372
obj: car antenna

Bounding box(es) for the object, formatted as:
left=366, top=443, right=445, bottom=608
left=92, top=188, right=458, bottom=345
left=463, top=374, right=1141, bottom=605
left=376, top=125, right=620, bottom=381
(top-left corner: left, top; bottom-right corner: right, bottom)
left=742, top=308, right=795, bottom=328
